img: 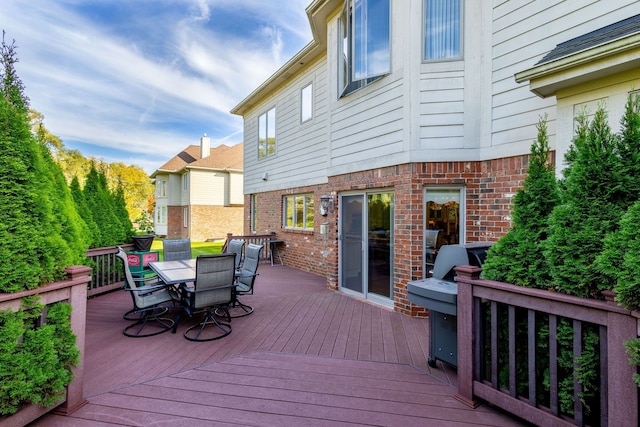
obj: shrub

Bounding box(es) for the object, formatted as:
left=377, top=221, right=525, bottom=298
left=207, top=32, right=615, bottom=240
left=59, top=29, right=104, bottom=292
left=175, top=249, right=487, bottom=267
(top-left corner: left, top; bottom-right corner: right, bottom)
left=0, top=297, right=79, bottom=415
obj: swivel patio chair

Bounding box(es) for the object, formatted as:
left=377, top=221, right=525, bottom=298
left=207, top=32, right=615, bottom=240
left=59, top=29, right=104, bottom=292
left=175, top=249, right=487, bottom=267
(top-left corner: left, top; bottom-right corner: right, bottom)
left=163, top=238, right=192, bottom=261
left=176, top=253, right=236, bottom=341
left=115, top=246, right=177, bottom=337
left=227, top=243, right=263, bottom=318
left=226, top=239, right=245, bottom=271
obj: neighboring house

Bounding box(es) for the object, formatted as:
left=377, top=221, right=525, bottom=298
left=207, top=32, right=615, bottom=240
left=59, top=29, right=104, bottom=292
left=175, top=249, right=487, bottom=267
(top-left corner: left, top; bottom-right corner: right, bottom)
left=151, top=135, right=244, bottom=241
left=231, top=0, right=640, bottom=314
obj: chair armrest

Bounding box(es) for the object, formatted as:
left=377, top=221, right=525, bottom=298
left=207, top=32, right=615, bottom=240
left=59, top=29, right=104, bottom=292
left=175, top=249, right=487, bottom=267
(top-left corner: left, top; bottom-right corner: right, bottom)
left=127, top=281, right=169, bottom=293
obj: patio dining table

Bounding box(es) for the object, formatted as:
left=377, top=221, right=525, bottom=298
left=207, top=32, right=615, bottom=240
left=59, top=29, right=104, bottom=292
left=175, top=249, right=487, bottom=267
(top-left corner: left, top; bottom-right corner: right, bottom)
left=148, top=259, right=196, bottom=286
left=148, top=258, right=251, bottom=288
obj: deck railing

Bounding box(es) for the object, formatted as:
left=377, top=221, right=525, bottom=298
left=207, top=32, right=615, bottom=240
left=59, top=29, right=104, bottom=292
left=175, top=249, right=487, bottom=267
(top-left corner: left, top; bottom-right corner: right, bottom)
left=455, top=265, right=639, bottom=427
left=222, top=232, right=277, bottom=263
left=85, top=244, right=133, bottom=297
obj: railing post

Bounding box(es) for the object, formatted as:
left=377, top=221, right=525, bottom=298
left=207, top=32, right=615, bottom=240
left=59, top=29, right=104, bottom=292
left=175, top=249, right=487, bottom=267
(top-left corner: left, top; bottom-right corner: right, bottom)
left=54, top=265, right=91, bottom=415
left=606, top=311, right=638, bottom=426
left=454, top=265, right=482, bottom=408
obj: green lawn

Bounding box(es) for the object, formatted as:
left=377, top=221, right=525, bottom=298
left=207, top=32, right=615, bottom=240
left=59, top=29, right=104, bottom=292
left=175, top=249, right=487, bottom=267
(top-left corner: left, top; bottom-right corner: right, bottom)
left=151, top=239, right=224, bottom=260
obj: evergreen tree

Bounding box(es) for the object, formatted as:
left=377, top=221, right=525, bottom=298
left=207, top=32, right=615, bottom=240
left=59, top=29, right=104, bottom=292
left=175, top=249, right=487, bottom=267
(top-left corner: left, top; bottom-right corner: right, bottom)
left=544, top=105, right=623, bottom=298
left=70, top=176, right=100, bottom=248
left=596, top=93, right=640, bottom=310
left=617, top=92, right=640, bottom=204
left=482, top=116, right=559, bottom=288
left=35, top=125, right=90, bottom=266
left=112, top=183, right=134, bottom=243
left=0, top=34, right=77, bottom=291
left=83, top=164, right=121, bottom=247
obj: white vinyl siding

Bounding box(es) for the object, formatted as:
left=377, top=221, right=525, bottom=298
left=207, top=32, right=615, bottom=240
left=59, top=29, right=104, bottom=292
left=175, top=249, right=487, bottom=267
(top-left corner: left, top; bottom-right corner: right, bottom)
left=189, top=170, right=227, bottom=205
left=238, top=0, right=640, bottom=197
left=228, top=172, right=244, bottom=205
left=243, top=56, right=329, bottom=194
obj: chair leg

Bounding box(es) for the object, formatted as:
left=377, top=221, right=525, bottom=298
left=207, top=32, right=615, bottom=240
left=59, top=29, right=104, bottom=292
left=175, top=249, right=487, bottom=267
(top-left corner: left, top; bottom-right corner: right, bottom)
left=216, top=290, right=254, bottom=318
left=227, top=298, right=253, bottom=318
left=183, top=310, right=231, bottom=341
left=123, top=307, right=174, bottom=338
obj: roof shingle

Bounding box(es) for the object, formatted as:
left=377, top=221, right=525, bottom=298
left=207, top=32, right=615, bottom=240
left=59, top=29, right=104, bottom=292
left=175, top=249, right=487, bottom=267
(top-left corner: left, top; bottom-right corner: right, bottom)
left=155, top=143, right=243, bottom=174
left=537, top=14, right=640, bottom=65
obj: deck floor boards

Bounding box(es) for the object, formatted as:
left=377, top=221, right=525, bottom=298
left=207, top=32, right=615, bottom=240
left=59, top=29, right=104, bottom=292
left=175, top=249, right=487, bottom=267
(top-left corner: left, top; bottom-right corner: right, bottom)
left=33, top=265, right=525, bottom=426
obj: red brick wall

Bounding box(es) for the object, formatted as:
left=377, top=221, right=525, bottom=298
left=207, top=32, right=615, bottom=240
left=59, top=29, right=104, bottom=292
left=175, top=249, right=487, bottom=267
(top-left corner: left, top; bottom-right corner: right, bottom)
left=190, top=205, right=243, bottom=241
left=167, top=206, right=186, bottom=239
left=245, top=153, right=552, bottom=316
left=245, top=184, right=335, bottom=279
left=167, top=205, right=244, bottom=241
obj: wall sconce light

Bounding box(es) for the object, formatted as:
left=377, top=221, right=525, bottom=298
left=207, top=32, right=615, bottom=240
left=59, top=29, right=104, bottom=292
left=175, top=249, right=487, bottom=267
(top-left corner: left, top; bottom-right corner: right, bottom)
left=319, top=194, right=334, bottom=216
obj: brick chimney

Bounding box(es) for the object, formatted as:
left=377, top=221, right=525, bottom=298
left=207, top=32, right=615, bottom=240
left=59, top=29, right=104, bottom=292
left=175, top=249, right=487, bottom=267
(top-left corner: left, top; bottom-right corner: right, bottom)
left=200, top=133, right=211, bottom=159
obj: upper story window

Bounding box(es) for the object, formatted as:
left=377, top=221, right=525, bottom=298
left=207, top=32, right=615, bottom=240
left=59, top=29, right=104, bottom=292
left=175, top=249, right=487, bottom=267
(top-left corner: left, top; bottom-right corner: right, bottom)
left=338, top=0, right=390, bottom=97
left=157, top=180, right=167, bottom=198
left=182, top=173, right=188, bottom=191
left=424, top=0, right=462, bottom=61
left=283, top=194, right=314, bottom=230
left=301, top=83, right=313, bottom=123
left=258, top=107, right=276, bottom=159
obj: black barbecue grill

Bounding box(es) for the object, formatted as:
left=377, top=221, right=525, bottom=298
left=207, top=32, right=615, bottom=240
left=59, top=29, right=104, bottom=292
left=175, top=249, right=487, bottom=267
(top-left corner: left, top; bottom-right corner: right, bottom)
left=407, top=243, right=491, bottom=368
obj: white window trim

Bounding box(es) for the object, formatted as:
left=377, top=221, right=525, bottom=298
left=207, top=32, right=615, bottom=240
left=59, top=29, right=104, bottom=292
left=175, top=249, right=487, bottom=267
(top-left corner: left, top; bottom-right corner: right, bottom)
left=283, top=194, right=315, bottom=231
left=338, top=0, right=391, bottom=97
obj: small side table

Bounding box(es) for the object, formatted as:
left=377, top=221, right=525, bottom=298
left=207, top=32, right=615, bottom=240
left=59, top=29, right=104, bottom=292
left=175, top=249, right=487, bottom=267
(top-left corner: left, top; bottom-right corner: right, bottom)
left=268, top=240, right=284, bottom=266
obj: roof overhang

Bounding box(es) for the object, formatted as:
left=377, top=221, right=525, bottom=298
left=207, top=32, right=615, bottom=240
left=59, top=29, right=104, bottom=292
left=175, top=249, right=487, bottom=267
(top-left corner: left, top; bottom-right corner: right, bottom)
left=230, top=0, right=341, bottom=116
left=515, top=33, right=640, bottom=98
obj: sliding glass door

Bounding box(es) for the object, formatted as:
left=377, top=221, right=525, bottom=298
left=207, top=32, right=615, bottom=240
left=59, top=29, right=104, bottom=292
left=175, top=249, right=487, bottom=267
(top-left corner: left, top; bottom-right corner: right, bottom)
left=339, top=191, right=394, bottom=304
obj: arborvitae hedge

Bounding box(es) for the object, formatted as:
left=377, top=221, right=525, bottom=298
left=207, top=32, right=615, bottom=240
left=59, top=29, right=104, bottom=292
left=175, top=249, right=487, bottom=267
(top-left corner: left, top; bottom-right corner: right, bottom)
left=481, top=116, right=558, bottom=288
left=0, top=35, right=88, bottom=291
left=544, top=105, right=624, bottom=299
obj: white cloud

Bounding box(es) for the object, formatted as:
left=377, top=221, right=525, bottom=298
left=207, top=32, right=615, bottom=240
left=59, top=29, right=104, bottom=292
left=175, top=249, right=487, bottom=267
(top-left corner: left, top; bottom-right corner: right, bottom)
left=0, top=0, right=312, bottom=173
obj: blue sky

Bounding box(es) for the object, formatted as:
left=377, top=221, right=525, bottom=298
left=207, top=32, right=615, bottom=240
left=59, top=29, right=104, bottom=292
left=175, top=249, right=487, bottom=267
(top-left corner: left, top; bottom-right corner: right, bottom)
left=0, top=0, right=312, bottom=173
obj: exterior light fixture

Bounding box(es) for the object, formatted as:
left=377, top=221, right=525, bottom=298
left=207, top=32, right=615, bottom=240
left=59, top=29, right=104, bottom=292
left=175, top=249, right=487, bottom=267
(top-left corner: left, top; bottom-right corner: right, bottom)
left=319, top=194, right=334, bottom=216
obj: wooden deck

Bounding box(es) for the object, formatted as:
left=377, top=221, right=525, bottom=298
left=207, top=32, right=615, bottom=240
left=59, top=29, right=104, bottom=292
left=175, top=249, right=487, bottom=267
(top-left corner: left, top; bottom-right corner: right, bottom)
left=33, top=265, right=525, bottom=426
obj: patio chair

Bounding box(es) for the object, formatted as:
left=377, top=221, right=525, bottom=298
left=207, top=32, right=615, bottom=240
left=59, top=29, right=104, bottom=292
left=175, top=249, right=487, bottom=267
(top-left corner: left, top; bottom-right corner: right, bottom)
left=226, top=239, right=245, bottom=270
left=163, top=238, right=192, bottom=261
left=115, top=246, right=177, bottom=337
left=176, top=253, right=236, bottom=341
left=227, top=243, right=263, bottom=318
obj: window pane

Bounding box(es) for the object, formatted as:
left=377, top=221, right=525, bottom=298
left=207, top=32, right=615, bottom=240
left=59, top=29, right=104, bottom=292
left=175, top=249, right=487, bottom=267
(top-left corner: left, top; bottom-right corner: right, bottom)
left=301, top=84, right=313, bottom=122
left=258, top=112, right=267, bottom=158
left=339, top=4, right=349, bottom=94
left=305, top=194, right=315, bottom=228
left=267, top=107, right=276, bottom=156
left=285, top=196, right=294, bottom=228
left=294, top=196, right=303, bottom=228
left=353, top=0, right=390, bottom=80
left=425, top=189, right=461, bottom=246
left=424, top=0, right=461, bottom=60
